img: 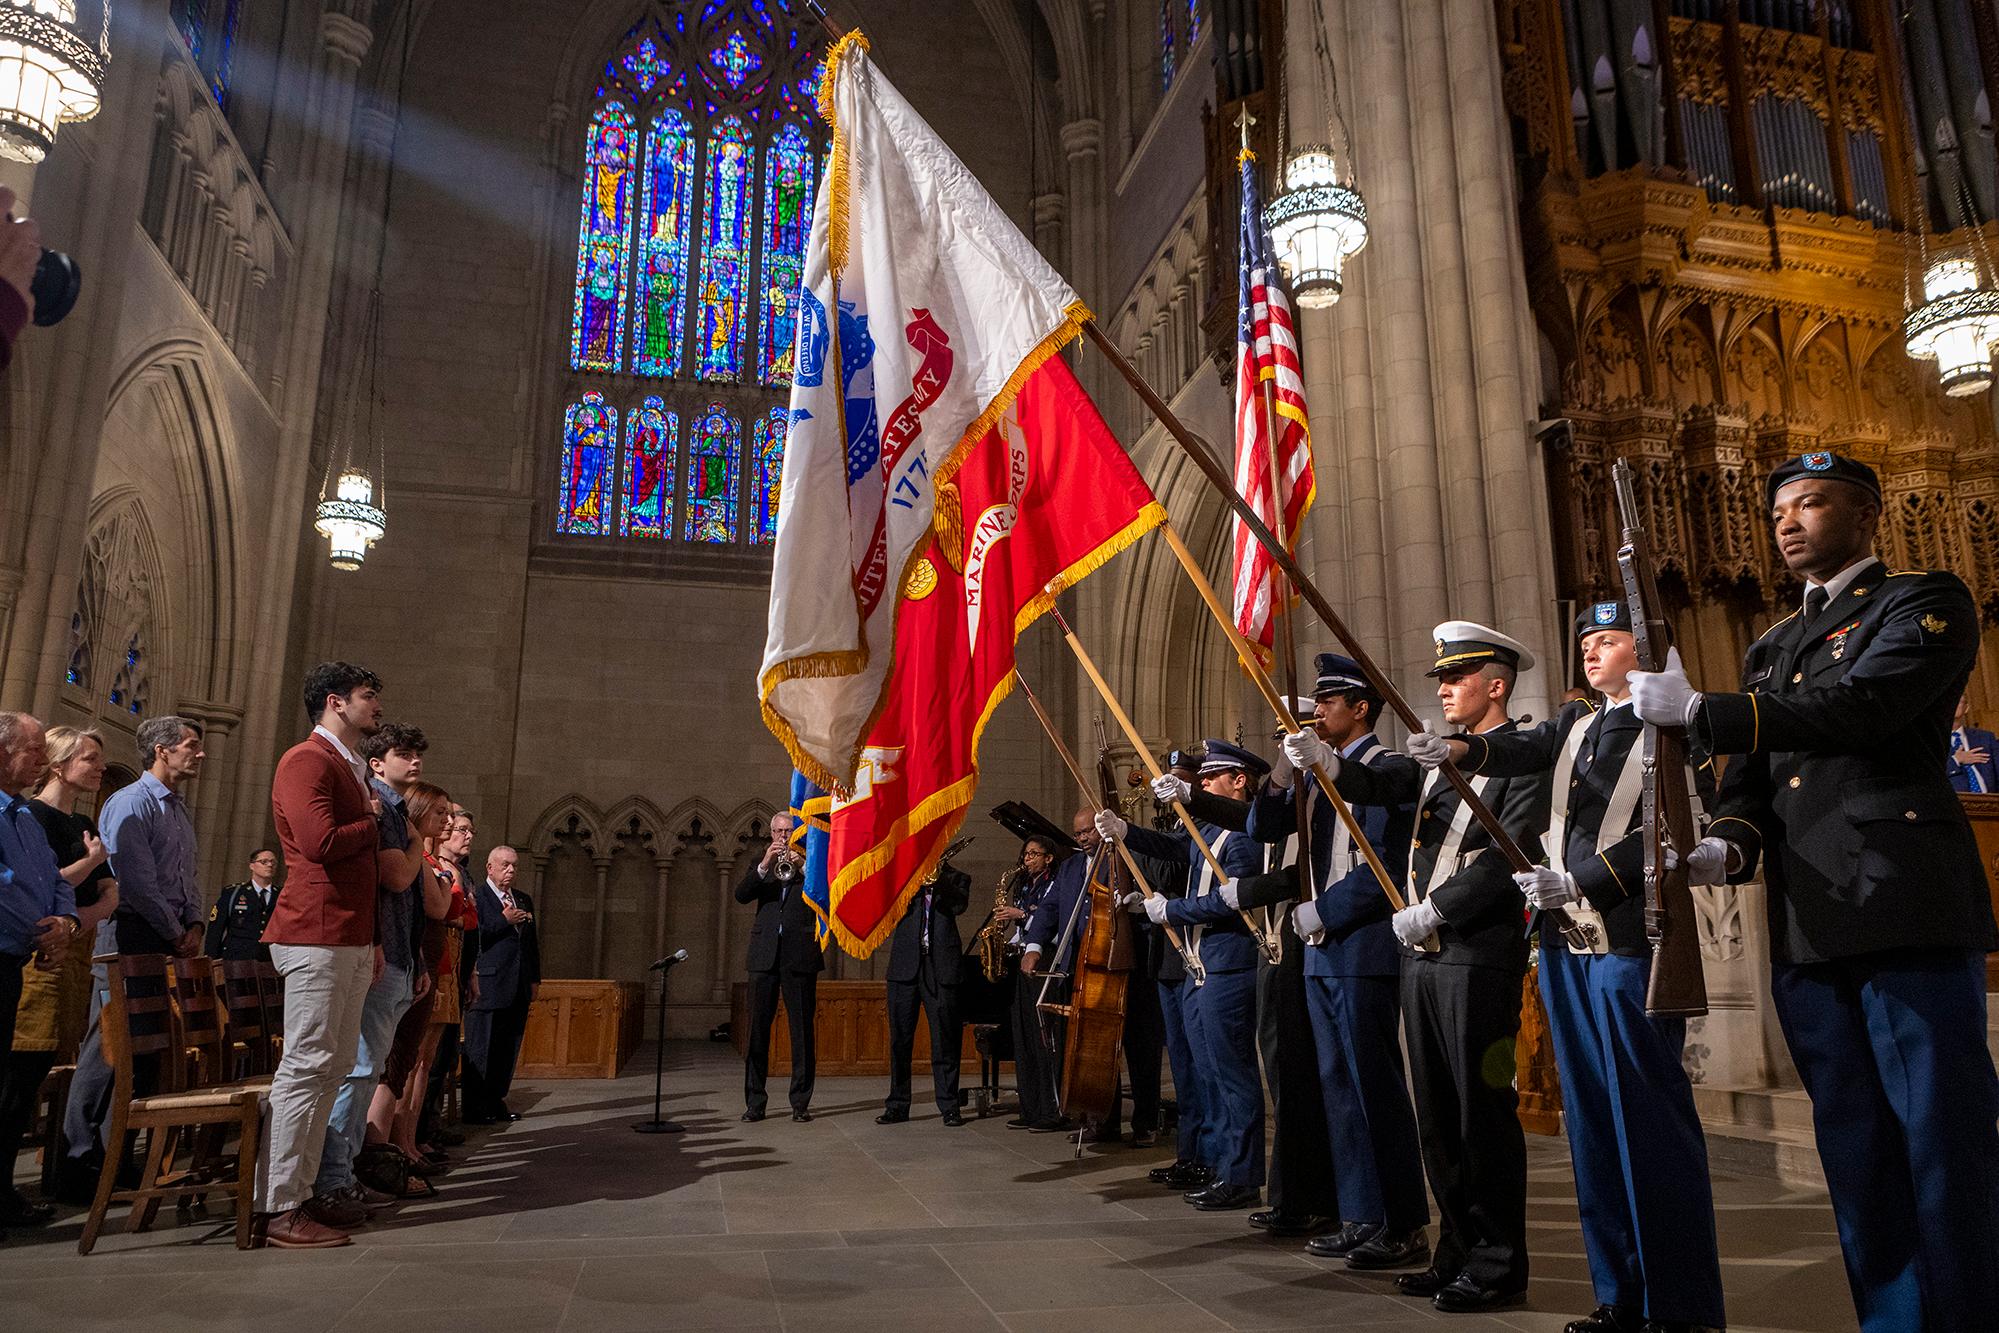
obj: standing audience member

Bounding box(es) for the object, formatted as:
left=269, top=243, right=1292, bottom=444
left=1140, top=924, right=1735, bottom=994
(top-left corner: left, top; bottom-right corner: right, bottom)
left=421, top=808, right=479, bottom=1148
left=58, top=714, right=204, bottom=1198
left=313, top=723, right=432, bottom=1214
left=259, top=663, right=387, bottom=1250
left=1, top=727, right=115, bottom=1227
left=363, top=780, right=455, bottom=1196
left=205, top=849, right=282, bottom=960
left=1948, top=693, right=1995, bottom=794
left=462, top=846, right=539, bottom=1124
left=735, top=812, right=822, bottom=1123
left=394, top=807, right=478, bottom=1166
left=0, top=714, right=82, bottom=1236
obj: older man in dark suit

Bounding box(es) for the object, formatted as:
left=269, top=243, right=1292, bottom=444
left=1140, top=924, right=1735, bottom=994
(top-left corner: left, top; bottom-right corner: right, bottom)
left=463, top=845, right=540, bottom=1125
left=737, top=812, right=824, bottom=1122
left=878, top=858, right=970, bottom=1126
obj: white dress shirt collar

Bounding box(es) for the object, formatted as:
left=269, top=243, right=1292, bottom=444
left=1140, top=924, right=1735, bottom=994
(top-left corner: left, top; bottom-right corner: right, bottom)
left=312, top=724, right=369, bottom=790
left=1804, top=554, right=1881, bottom=609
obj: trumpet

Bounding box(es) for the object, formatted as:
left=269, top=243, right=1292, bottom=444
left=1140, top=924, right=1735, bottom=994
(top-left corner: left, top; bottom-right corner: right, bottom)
left=771, top=847, right=801, bottom=882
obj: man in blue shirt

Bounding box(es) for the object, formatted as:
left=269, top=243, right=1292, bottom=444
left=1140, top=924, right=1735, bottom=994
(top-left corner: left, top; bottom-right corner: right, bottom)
left=1948, top=693, right=1996, bottom=794
left=57, top=713, right=202, bottom=1195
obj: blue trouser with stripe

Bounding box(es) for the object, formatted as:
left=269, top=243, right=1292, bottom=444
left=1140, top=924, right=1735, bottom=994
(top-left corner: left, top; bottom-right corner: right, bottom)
left=1160, top=977, right=1206, bottom=1165
left=1307, top=972, right=1428, bottom=1231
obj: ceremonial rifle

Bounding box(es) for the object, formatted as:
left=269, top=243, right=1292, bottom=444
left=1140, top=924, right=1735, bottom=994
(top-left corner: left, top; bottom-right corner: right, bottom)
left=1612, top=459, right=1709, bottom=1018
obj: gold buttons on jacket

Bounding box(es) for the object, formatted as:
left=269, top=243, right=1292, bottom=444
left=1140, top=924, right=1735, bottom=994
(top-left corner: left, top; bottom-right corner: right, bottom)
left=1904, top=810, right=1918, bottom=821
left=1791, top=672, right=1804, bottom=683
left=1788, top=776, right=1802, bottom=789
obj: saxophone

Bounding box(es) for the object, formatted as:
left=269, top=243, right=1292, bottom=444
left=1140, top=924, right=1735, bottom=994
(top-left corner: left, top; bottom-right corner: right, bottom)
left=975, top=865, right=1024, bottom=982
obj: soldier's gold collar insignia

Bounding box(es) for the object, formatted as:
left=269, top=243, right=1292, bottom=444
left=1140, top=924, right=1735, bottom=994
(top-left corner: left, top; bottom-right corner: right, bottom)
left=1920, top=613, right=1948, bottom=634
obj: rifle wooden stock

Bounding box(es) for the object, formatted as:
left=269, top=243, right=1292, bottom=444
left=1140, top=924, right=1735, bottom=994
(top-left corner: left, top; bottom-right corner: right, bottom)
left=1612, top=459, right=1709, bottom=1018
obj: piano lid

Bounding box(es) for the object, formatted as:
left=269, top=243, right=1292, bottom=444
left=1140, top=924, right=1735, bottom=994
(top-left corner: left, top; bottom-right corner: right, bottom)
left=988, top=800, right=1081, bottom=854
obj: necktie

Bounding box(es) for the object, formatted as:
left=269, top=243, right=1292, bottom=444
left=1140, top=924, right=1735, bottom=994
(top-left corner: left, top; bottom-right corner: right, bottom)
left=1804, top=585, right=1828, bottom=625
left=921, top=886, right=932, bottom=956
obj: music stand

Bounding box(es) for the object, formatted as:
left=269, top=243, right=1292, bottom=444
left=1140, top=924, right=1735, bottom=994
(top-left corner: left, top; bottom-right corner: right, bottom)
left=633, top=971, right=684, bottom=1133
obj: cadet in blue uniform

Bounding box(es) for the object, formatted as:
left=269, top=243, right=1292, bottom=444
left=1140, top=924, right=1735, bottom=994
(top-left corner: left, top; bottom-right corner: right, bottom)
left=1417, top=605, right=1724, bottom=1333
left=1332, top=623, right=1550, bottom=1313
left=1099, top=740, right=1270, bottom=1211
left=1632, top=451, right=1999, bottom=1333
left=1266, top=655, right=1430, bottom=1270
left=1142, top=749, right=1212, bottom=1192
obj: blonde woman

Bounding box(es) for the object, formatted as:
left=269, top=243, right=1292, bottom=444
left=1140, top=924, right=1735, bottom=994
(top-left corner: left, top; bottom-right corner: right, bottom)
left=0, top=727, right=119, bottom=1225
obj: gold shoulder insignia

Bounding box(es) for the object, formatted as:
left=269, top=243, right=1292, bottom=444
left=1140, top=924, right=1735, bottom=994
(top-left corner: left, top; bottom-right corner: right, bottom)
left=1885, top=569, right=1926, bottom=577
left=1919, top=613, right=1948, bottom=634
left=1755, top=609, right=1800, bottom=644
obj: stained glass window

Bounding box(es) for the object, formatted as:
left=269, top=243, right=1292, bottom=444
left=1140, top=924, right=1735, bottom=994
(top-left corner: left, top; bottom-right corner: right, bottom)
left=752, top=408, right=787, bottom=543
left=759, top=120, right=815, bottom=386
left=558, top=7, right=822, bottom=550
left=1188, top=0, right=1201, bottom=46
left=172, top=1, right=207, bottom=63
left=560, top=392, right=617, bottom=536
left=571, top=104, right=638, bottom=373
left=108, top=635, right=148, bottom=716
left=171, top=0, right=244, bottom=108
left=696, top=116, right=754, bottom=382
left=1160, top=1, right=1175, bottom=92
left=687, top=402, right=742, bottom=542
left=631, top=108, right=698, bottom=376
left=621, top=397, right=677, bottom=538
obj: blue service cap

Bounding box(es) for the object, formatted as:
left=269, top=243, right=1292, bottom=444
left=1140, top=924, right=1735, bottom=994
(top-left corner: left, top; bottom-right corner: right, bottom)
left=1198, top=739, right=1271, bottom=779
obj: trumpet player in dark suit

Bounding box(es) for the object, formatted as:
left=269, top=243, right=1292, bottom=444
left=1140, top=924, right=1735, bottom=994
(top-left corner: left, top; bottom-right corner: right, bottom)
left=736, top=812, right=823, bottom=1123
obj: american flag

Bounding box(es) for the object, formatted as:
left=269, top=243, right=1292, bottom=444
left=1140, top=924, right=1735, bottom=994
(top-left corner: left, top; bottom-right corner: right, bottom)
left=1233, top=151, right=1316, bottom=662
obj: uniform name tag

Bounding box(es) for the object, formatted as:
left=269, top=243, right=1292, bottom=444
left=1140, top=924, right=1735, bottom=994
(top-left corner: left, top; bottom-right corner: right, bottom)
left=1746, top=666, right=1773, bottom=687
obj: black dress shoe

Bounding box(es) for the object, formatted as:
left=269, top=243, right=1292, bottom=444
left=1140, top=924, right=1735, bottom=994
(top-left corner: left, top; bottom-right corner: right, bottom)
left=0, top=1192, right=55, bottom=1226
left=1346, top=1227, right=1431, bottom=1271
left=503, top=1111, right=524, bottom=1122
left=1147, top=1160, right=1188, bottom=1183
left=940, top=1109, right=965, bottom=1127
left=740, top=1109, right=766, bottom=1122
left=1395, top=1267, right=1450, bottom=1298
left=791, top=1109, right=813, bottom=1122
left=1249, top=1209, right=1328, bottom=1237
left=1432, top=1276, right=1527, bottom=1313
left=1566, top=1306, right=1645, bottom=1333
left=1163, top=1163, right=1213, bottom=1191
left=1305, top=1221, right=1380, bottom=1258
left=1005, top=1116, right=1033, bottom=1129
left=1188, top=1182, right=1259, bottom=1211
left=876, top=1110, right=909, bottom=1124
left=1028, top=1118, right=1075, bottom=1133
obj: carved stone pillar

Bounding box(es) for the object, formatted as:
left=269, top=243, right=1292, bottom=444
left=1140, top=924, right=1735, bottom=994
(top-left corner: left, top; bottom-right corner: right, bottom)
left=591, top=856, right=610, bottom=977
left=176, top=699, right=245, bottom=891
left=222, top=1, right=377, bottom=855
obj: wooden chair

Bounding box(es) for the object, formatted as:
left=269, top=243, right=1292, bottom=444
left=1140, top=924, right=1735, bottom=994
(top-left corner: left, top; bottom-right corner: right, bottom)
left=77, top=955, right=263, bottom=1255
left=172, top=959, right=229, bottom=1087
left=220, top=961, right=275, bottom=1079
left=254, top=961, right=285, bottom=1062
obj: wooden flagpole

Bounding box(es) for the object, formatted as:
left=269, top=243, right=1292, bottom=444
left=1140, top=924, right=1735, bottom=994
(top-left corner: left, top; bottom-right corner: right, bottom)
left=1047, top=605, right=1282, bottom=962
left=1078, top=319, right=1538, bottom=878
left=1013, top=670, right=1205, bottom=982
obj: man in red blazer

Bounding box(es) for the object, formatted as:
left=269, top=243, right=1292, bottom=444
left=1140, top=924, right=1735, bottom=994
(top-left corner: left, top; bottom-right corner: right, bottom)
left=258, top=662, right=386, bottom=1249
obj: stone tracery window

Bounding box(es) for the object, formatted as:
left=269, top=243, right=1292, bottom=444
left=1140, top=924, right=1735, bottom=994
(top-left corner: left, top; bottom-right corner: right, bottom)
left=555, top=4, right=823, bottom=552
left=170, top=0, right=245, bottom=110
left=65, top=501, right=163, bottom=723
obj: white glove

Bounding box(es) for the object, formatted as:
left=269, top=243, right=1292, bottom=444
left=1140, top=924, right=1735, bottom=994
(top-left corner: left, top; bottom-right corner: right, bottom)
left=1119, top=889, right=1144, bottom=913
left=1282, top=729, right=1334, bottom=775
left=1143, top=895, right=1168, bottom=925
left=1392, top=898, right=1444, bottom=948
left=1150, top=773, right=1191, bottom=805
left=1668, top=836, right=1730, bottom=886
left=1219, top=879, right=1240, bottom=909
left=1405, top=727, right=1453, bottom=770
left=1271, top=745, right=1295, bottom=788
left=1292, top=898, right=1323, bottom=939
left=1094, top=809, right=1129, bottom=842
left=1513, top=865, right=1580, bottom=909
left=1629, top=646, right=1700, bottom=728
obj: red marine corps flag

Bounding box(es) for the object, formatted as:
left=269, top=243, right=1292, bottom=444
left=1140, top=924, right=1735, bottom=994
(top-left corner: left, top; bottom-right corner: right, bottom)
left=759, top=33, right=1161, bottom=954
left=1232, top=151, right=1315, bottom=663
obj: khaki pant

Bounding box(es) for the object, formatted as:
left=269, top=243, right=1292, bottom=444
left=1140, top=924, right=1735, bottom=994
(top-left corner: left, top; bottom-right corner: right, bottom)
left=259, top=944, right=372, bottom=1213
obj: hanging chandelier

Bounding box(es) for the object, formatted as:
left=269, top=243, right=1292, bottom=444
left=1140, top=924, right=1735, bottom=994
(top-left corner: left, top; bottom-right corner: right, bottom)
left=1261, top=0, right=1367, bottom=307
left=0, top=1, right=109, bottom=163
left=1903, top=254, right=1999, bottom=398
left=315, top=284, right=390, bottom=571
left=1899, top=119, right=1999, bottom=397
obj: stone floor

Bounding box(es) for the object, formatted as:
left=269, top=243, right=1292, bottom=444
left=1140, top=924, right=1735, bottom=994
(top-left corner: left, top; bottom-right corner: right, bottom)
left=0, top=1042, right=1858, bottom=1331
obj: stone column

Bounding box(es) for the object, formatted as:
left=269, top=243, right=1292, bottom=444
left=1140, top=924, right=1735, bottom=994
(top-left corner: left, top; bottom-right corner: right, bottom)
left=221, top=1, right=376, bottom=857
left=178, top=699, right=246, bottom=890
left=1284, top=0, right=1558, bottom=726
left=0, top=0, right=175, bottom=714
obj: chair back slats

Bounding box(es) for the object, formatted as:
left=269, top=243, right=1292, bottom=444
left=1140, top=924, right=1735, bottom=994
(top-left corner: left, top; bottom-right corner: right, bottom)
left=102, top=955, right=183, bottom=1093
left=254, top=962, right=284, bottom=1062
left=171, top=958, right=228, bottom=1087
left=219, top=961, right=269, bottom=1077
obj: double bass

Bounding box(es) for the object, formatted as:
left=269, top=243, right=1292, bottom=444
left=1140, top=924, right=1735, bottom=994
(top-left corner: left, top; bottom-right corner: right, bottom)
left=1037, top=717, right=1134, bottom=1130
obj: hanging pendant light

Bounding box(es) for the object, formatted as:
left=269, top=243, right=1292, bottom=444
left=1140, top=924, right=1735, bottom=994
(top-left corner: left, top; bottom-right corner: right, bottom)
left=1261, top=0, right=1366, bottom=308
left=1903, top=254, right=1999, bottom=398
left=1264, top=144, right=1368, bottom=307
left=315, top=285, right=391, bottom=571
left=0, top=1, right=109, bottom=163
left=315, top=468, right=387, bottom=571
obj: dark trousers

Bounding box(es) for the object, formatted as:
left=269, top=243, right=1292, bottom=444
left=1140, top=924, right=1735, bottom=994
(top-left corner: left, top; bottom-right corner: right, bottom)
left=463, top=1001, right=531, bottom=1117
left=744, top=970, right=816, bottom=1115
left=1191, top=965, right=1264, bottom=1190
left=1010, top=969, right=1060, bottom=1124
left=1542, top=947, right=1723, bottom=1326
left=1307, top=972, right=1427, bottom=1231
left=1403, top=960, right=1528, bottom=1291
left=1258, top=948, right=1336, bottom=1217
left=420, top=1023, right=460, bottom=1137
left=0, top=958, right=29, bottom=1193
left=1161, top=977, right=1205, bottom=1163
left=1113, top=972, right=1164, bottom=1137
left=1772, top=948, right=1999, bottom=1333
left=885, top=963, right=960, bottom=1115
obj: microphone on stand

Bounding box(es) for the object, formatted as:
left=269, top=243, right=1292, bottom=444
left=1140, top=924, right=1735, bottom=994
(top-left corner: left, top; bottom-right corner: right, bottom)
left=649, top=948, right=689, bottom=972
left=636, top=946, right=690, bottom=1134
